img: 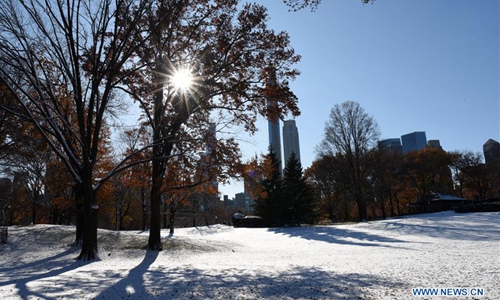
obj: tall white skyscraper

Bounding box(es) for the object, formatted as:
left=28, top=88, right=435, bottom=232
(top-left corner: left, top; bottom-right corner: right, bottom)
left=283, top=120, right=300, bottom=166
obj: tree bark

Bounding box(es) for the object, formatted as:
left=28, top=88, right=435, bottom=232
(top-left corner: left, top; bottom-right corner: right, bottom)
left=169, top=210, right=175, bottom=235
left=147, top=182, right=163, bottom=250
left=77, top=171, right=99, bottom=261
left=162, top=200, right=168, bottom=229
left=388, top=195, right=395, bottom=217
left=380, top=197, right=386, bottom=219
left=115, top=200, right=121, bottom=231
left=357, top=199, right=367, bottom=221
left=395, top=193, right=401, bottom=216
left=148, top=170, right=164, bottom=245
left=31, top=201, right=36, bottom=225
left=73, top=184, right=84, bottom=246
left=141, top=186, right=148, bottom=231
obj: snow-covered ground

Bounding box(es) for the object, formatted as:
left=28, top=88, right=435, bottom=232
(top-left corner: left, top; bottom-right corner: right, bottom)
left=0, top=211, right=498, bottom=299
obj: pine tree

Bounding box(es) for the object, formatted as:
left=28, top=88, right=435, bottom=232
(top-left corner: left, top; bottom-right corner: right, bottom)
left=283, top=152, right=317, bottom=225
left=253, top=147, right=285, bottom=226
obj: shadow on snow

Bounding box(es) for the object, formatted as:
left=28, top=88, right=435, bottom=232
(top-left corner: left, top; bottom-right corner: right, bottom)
left=95, top=261, right=408, bottom=299
left=268, top=225, right=408, bottom=248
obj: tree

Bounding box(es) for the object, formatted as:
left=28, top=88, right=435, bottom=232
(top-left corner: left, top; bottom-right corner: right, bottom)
left=44, top=153, right=76, bottom=225
left=0, top=0, right=153, bottom=260
left=316, top=101, right=380, bottom=221
left=307, top=152, right=362, bottom=222
left=117, top=128, right=152, bottom=231
left=402, top=148, right=454, bottom=201
left=161, top=148, right=220, bottom=234
left=124, top=0, right=300, bottom=249
left=0, top=107, right=50, bottom=224
left=282, top=152, right=316, bottom=224
left=0, top=82, right=19, bottom=162
left=6, top=141, right=50, bottom=224
left=449, top=150, right=483, bottom=199
left=367, top=149, right=404, bottom=219
left=461, top=164, right=493, bottom=200
left=283, top=0, right=374, bottom=12
left=253, top=147, right=284, bottom=226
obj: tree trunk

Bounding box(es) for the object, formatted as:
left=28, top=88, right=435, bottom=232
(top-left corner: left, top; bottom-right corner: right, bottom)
left=32, top=200, right=36, bottom=224
left=73, top=184, right=84, bottom=246
left=356, top=198, right=367, bottom=222
left=388, top=194, right=395, bottom=217
left=395, top=193, right=401, bottom=215
left=141, top=186, right=147, bottom=231
left=163, top=199, right=168, bottom=229
left=380, top=197, right=386, bottom=219
left=169, top=210, right=174, bottom=235
left=370, top=204, right=376, bottom=220
left=343, top=199, right=349, bottom=222
left=147, top=182, right=163, bottom=250
left=77, top=179, right=99, bottom=261
left=147, top=67, right=167, bottom=250
left=115, top=200, right=121, bottom=231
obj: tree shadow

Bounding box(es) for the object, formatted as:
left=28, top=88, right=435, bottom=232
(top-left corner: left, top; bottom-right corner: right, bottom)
left=96, top=250, right=159, bottom=299
left=380, top=213, right=500, bottom=241
left=0, top=250, right=91, bottom=300
left=0, top=246, right=80, bottom=275
left=268, top=225, right=408, bottom=248
left=87, top=265, right=408, bottom=299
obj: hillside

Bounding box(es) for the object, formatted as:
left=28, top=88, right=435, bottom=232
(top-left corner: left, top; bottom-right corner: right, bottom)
left=0, top=211, right=498, bottom=299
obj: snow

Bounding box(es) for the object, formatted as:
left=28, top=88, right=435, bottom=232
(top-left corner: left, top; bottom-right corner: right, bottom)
left=0, top=211, right=499, bottom=299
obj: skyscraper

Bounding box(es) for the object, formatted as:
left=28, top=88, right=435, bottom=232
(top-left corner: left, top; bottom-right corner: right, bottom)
left=204, top=123, right=218, bottom=195
left=268, top=110, right=282, bottom=167
left=378, top=138, right=403, bottom=154
left=483, top=139, right=500, bottom=164
left=401, top=131, right=427, bottom=154
left=266, top=69, right=282, bottom=169
left=427, top=139, right=442, bottom=150
left=283, top=120, right=301, bottom=166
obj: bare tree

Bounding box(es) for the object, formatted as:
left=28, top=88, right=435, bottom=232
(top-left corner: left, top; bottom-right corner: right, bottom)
left=0, top=0, right=152, bottom=260
left=316, top=101, right=380, bottom=221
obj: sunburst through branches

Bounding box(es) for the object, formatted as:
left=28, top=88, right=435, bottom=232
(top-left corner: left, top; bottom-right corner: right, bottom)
left=170, top=67, right=194, bottom=93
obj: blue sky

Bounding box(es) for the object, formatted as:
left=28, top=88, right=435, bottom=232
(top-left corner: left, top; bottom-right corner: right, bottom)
left=221, top=0, right=499, bottom=198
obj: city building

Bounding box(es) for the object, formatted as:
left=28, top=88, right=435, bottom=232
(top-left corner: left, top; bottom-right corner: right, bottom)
left=401, top=131, right=427, bottom=154
left=234, top=192, right=253, bottom=213
left=223, top=195, right=234, bottom=207
left=378, top=138, right=403, bottom=154
left=268, top=112, right=282, bottom=167
left=426, top=139, right=443, bottom=150
left=282, top=120, right=301, bottom=166
left=483, top=139, right=500, bottom=164
left=203, top=122, right=218, bottom=194
left=266, top=70, right=282, bottom=169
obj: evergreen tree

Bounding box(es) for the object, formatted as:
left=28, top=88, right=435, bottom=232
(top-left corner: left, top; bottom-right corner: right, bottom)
left=283, top=152, right=317, bottom=225
left=253, top=147, right=285, bottom=226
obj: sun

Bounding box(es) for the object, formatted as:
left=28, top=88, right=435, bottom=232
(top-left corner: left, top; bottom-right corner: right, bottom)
left=171, top=67, right=193, bottom=92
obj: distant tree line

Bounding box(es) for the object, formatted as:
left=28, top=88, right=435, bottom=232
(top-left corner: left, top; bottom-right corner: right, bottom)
left=246, top=101, right=500, bottom=224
